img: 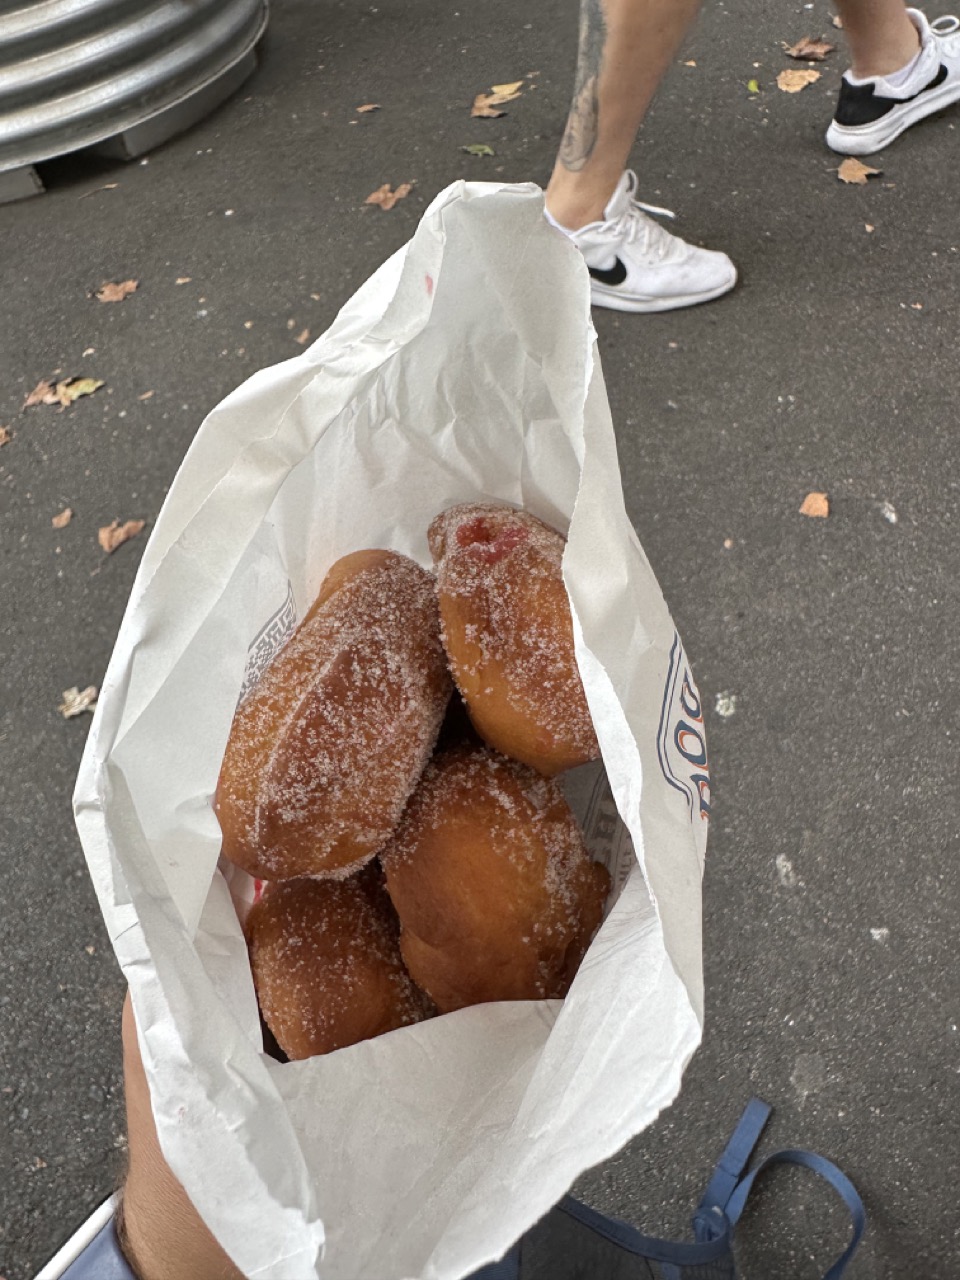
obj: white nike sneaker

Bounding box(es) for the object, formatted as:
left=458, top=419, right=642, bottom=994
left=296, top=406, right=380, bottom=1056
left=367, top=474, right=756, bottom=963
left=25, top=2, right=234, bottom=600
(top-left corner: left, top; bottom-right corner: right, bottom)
left=826, top=9, right=960, bottom=154
left=553, top=170, right=737, bottom=314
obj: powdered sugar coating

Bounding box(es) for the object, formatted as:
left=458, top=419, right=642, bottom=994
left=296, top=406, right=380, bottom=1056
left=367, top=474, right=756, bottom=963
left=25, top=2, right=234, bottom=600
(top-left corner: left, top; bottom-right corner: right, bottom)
left=216, top=550, right=452, bottom=878
left=247, top=873, right=434, bottom=1060
left=381, top=746, right=610, bottom=1011
left=428, top=503, right=600, bottom=776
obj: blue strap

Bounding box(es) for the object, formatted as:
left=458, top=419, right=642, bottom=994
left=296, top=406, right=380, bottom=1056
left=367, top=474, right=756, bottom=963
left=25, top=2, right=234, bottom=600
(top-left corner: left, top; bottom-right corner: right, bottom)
left=557, top=1194, right=734, bottom=1266
left=471, top=1099, right=864, bottom=1280
left=694, top=1096, right=772, bottom=1242
left=724, top=1147, right=866, bottom=1280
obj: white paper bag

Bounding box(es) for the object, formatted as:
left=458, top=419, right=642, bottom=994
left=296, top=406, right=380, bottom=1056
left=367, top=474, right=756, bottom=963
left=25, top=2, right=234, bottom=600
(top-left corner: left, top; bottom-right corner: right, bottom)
left=74, top=181, right=709, bottom=1280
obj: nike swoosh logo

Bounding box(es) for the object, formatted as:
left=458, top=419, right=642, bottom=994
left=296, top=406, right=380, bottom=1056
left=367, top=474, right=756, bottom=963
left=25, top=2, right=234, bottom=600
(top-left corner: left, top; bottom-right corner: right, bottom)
left=882, top=62, right=949, bottom=107
left=904, top=62, right=949, bottom=101
left=588, top=257, right=627, bottom=286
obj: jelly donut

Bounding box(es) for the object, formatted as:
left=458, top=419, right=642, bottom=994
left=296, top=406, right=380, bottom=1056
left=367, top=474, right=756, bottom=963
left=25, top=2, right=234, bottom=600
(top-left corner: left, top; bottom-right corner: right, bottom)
left=381, top=746, right=610, bottom=1012
left=428, top=503, right=600, bottom=776
left=216, top=549, right=451, bottom=880
left=247, top=873, right=434, bottom=1060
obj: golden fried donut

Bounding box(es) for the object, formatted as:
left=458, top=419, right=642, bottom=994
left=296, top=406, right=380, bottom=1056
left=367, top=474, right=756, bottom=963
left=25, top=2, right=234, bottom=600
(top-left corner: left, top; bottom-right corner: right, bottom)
left=216, top=549, right=451, bottom=879
left=428, top=503, right=600, bottom=776
left=247, top=873, right=434, bottom=1060
left=381, top=746, right=610, bottom=1012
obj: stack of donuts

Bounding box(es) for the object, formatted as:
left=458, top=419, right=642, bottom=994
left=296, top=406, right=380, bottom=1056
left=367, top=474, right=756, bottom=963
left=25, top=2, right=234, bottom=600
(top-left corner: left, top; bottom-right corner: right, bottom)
left=216, top=503, right=611, bottom=1061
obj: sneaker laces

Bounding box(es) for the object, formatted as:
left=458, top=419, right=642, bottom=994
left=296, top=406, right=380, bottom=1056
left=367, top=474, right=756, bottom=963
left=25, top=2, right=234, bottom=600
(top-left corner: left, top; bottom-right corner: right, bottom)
left=602, top=198, right=688, bottom=266
left=930, top=14, right=960, bottom=53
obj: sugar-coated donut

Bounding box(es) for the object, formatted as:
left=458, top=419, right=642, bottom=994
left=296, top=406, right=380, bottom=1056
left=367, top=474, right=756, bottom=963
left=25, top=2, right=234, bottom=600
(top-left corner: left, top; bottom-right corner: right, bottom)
left=247, top=872, right=434, bottom=1060
left=216, top=549, right=451, bottom=880
left=428, top=503, right=599, bottom=776
left=381, top=746, right=610, bottom=1012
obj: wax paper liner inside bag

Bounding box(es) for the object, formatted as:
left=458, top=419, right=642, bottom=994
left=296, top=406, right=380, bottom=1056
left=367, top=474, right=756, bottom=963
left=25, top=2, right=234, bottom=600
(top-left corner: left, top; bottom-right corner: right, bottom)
left=74, top=181, right=709, bottom=1280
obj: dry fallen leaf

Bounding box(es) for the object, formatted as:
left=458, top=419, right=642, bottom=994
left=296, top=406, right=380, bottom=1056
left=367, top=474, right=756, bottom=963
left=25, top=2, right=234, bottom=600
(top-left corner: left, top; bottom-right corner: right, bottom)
left=95, top=279, right=138, bottom=303
left=175, top=276, right=192, bottom=285
left=51, top=507, right=73, bottom=529
left=26, top=377, right=105, bottom=408
left=295, top=328, right=311, bottom=345
left=838, top=157, right=882, bottom=184
left=784, top=37, right=836, bottom=61
left=23, top=379, right=59, bottom=408
left=777, top=68, right=821, bottom=92
left=356, top=103, right=380, bottom=113
left=98, top=518, right=145, bottom=553
left=684, top=59, right=697, bottom=67
left=59, top=685, right=99, bottom=718
left=0, top=426, right=11, bottom=446
left=910, top=302, right=923, bottom=310
left=471, top=80, right=523, bottom=117
left=471, top=95, right=506, bottom=118
left=55, top=377, right=104, bottom=406
left=800, top=491, right=830, bottom=518
left=865, top=223, right=875, bottom=232
left=364, top=181, right=414, bottom=210
left=138, top=390, right=155, bottom=401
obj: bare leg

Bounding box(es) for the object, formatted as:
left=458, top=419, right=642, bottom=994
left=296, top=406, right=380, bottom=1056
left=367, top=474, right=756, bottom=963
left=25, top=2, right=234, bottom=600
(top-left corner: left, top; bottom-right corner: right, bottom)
left=546, top=0, right=702, bottom=230
left=835, top=0, right=921, bottom=77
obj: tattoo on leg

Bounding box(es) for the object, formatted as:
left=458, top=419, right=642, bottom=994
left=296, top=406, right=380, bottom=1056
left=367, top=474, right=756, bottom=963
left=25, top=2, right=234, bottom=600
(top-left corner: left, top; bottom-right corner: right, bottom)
left=560, top=0, right=606, bottom=171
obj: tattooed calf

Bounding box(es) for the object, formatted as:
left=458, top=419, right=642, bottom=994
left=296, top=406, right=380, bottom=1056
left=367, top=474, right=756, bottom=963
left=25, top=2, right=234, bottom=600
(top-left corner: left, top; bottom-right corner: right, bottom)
left=559, top=0, right=606, bottom=171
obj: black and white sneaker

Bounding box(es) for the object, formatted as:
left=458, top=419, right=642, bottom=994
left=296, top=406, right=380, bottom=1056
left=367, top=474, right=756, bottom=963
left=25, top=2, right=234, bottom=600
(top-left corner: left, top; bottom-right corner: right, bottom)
left=826, top=9, right=960, bottom=154
left=552, top=171, right=737, bottom=314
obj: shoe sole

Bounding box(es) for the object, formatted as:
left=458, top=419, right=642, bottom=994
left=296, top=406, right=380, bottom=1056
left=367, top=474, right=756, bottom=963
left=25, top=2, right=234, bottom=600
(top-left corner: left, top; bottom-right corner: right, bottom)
left=589, top=272, right=737, bottom=314
left=826, top=75, right=960, bottom=154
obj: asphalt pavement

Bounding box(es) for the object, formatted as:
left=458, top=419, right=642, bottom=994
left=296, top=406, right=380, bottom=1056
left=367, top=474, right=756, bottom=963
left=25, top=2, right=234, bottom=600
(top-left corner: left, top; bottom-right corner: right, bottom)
left=2, top=0, right=958, bottom=1277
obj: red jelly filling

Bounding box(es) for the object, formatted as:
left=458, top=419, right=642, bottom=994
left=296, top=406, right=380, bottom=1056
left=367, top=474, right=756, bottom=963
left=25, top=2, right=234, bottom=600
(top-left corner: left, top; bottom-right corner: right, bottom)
left=455, top=516, right=528, bottom=563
